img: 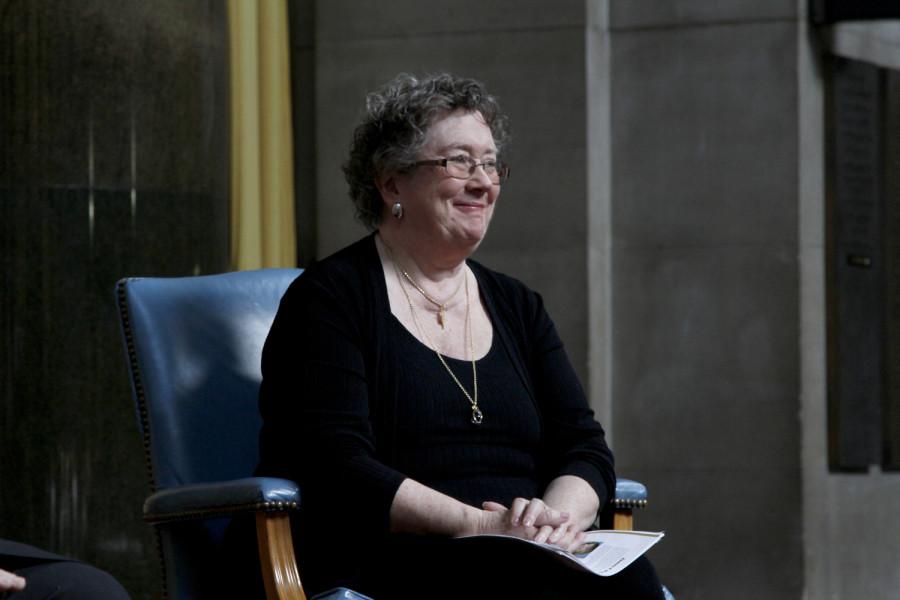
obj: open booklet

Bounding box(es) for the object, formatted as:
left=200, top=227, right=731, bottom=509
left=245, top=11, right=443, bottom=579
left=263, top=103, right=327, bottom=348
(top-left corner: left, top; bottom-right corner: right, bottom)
left=454, top=530, right=664, bottom=577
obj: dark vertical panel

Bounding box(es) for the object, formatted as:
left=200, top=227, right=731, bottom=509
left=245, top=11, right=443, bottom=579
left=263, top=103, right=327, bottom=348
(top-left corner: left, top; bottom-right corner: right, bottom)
left=289, top=0, right=317, bottom=266
left=0, top=2, right=229, bottom=598
left=810, top=0, right=900, bottom=25
left=885, top=70, right=900, bottom=470
left=826, top=57, right=884, bottom=471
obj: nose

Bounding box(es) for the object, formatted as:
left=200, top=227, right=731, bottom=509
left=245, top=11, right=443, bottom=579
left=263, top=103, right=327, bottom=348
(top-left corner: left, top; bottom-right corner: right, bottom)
left=468, top=163, right=495, bottom=188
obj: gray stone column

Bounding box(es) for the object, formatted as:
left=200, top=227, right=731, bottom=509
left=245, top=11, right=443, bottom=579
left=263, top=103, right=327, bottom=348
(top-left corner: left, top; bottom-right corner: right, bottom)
left=605, top=3, right=803, bottom=598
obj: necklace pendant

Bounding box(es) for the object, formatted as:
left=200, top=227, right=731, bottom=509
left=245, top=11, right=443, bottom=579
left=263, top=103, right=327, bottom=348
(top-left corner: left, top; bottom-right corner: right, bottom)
left=437, top=307, right=445, bottom=329
left=471, top=406, right=483, bottom=425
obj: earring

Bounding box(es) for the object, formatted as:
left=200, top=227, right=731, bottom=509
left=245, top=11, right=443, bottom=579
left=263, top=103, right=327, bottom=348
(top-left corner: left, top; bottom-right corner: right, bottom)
left=392, top=202, right=404, bottom=219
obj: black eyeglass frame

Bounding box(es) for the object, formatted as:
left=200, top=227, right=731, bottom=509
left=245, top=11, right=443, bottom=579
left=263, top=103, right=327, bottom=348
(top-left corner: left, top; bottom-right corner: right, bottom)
left=413, top=156, right=510, bottom=184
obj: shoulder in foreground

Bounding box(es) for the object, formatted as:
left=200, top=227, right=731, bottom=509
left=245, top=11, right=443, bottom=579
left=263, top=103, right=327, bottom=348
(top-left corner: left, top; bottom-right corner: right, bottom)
left=468, top=258, right=543, bottom=308
left=289, top=234, right=377, bottom=289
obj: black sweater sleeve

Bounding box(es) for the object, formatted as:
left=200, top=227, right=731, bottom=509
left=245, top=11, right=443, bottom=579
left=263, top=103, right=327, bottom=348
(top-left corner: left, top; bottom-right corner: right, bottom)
left=531, top=294, right=615, bottom=507
left=256, top=265, right=406, bottom=537
left=487, top=270, right=616, bottom=509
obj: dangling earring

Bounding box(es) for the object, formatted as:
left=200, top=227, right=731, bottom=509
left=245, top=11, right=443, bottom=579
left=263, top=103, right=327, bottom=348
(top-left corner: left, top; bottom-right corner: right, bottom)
left=392, top=202, right=404, bottom=220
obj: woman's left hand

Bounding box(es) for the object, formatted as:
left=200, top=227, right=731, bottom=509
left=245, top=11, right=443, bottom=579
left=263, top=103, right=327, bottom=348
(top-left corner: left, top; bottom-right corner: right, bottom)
left=482, top=498, right=585, bottom=552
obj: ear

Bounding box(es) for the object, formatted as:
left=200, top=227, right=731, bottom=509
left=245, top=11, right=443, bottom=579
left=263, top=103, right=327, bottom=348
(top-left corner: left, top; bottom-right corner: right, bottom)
left=375, top=171, right=402, bottom=209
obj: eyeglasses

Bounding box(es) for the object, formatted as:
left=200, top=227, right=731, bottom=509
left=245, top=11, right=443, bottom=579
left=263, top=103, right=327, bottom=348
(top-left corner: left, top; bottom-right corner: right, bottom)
left=414, top=155, right=510, bottom=184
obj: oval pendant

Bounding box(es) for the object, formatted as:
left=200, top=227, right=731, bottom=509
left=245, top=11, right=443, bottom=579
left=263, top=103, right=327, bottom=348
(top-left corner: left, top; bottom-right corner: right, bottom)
left=471, top=407, right=483, bottom=424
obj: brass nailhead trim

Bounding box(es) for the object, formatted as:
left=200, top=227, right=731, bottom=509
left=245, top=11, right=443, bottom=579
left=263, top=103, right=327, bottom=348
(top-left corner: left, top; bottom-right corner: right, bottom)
left=145, top=501, right=301, bottom=524
left=117, top=279, right=167, bottom=597
left=613, top=498, right=648, bottom=509
left=117, top=280, right=157, bottom=493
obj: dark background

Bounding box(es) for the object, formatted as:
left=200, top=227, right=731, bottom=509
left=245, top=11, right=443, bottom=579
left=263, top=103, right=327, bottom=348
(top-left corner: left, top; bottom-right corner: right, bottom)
left=1, top=2, right=229, bottom=597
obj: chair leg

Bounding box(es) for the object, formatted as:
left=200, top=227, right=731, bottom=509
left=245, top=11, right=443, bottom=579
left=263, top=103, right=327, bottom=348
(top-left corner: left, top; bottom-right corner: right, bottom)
left=613, top=508, right=633, bottom=531
left=256, top=512, right=307, bottom=600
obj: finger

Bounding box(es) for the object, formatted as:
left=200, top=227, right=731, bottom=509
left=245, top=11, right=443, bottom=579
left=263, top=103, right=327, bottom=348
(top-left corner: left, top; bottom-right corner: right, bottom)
left=533, top=524, right=554, bottom=544
left=553, top=523, right=584, bottom=550
left=548, top=523, right=569, bottom=545
left=512, top=523, right=539, bottom=541
left=556, top=527, right=581, bottom=550
left=521, top=499, right=546, bottom=527
left=482, top=501, right=507, bottom=513
left=568, top=531, right=589, bottom=553
left=529, top=504, right=569, bottom=528
left=536, top=507, right=569, bottom=528
left=510, top=497, right=529, bottom=526
left=0, top=569, right=26, bottom=592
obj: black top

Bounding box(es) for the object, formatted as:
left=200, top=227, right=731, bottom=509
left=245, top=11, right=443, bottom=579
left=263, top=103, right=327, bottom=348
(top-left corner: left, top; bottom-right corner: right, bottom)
left=255, top=233, right=614, bottom=594
left=389, top=314, right=542, bottom=508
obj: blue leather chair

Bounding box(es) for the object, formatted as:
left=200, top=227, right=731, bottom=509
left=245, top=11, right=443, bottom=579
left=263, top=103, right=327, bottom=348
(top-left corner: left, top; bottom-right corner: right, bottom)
left=116, top=269, right=651, bottom=600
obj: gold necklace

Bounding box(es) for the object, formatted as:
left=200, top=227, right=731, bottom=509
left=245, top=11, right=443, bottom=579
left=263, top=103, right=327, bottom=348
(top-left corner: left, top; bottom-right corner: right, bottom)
left=392, top=261, right=483, bottom=425
left=399, top=268, right=464, bottom=330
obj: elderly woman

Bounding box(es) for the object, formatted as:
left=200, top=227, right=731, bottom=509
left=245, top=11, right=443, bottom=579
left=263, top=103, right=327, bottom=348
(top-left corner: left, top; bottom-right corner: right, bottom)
left=254, top=73, right=663, bottom=599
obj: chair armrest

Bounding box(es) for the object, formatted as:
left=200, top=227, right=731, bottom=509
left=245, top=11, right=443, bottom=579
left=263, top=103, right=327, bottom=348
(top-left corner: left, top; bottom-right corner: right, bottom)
left=143, top=477, right=300, bottom=524
left=613, top=478, right=648, bottom=510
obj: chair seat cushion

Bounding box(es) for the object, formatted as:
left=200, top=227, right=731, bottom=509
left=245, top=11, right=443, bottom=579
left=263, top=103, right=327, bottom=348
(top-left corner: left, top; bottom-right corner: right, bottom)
left=614, top=478, right=648, bottom=509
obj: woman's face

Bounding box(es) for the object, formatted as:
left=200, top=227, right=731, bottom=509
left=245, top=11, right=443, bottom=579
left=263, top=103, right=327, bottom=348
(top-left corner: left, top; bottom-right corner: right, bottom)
left=392, top=110, right=500, bottom=251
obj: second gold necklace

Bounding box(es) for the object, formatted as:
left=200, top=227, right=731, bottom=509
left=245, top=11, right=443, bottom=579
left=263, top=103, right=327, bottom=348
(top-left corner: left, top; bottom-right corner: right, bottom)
left=392, top=260, right=483, bottom=425
left=399, top=268, right=464, bottom=330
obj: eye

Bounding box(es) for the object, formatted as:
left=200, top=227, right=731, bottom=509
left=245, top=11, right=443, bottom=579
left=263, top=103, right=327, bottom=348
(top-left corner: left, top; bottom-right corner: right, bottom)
left=448, top=155, right=474, bottom=166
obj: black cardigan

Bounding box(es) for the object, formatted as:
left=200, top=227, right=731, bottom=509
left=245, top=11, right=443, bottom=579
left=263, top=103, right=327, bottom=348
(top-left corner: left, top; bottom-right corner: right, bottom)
left=255, top=233, right=615, bottom=592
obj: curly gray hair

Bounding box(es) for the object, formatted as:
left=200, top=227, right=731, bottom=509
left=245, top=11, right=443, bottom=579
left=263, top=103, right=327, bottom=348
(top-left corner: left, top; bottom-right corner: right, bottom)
left=343, top=73, right=510, bottom=229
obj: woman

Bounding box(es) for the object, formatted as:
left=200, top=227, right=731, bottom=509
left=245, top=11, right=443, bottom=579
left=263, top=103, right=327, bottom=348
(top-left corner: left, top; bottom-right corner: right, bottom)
left=255, top=73, right=663, bottom=599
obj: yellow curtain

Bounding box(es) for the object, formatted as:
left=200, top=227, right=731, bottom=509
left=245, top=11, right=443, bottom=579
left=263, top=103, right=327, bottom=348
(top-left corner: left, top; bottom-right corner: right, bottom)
left=227, top=0, right=297, bottom=270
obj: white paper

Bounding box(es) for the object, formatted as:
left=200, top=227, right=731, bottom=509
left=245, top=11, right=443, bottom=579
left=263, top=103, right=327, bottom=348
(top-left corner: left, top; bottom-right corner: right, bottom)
left=455, top=530, right=664, bottom=577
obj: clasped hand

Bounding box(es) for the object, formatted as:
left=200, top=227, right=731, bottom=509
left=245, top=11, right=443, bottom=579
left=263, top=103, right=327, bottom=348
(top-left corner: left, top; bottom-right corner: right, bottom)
left=0, top=568, right=26, bottom=593
left=479, top=497, right=586, bottom=552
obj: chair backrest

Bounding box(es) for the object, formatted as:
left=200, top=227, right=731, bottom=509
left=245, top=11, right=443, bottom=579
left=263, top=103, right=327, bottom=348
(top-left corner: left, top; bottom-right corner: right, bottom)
left=116, top=269, right=301, bottom=491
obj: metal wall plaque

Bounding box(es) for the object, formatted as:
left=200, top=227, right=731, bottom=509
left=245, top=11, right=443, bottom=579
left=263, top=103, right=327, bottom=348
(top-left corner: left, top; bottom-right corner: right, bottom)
left=827, top=57, right=885, bottom=471
left=884, top=70, right=900, bottom=470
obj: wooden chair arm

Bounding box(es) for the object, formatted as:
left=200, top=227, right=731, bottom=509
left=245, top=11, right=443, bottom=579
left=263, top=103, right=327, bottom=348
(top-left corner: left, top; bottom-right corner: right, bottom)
left=256, top=511, right=307, bottom=600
